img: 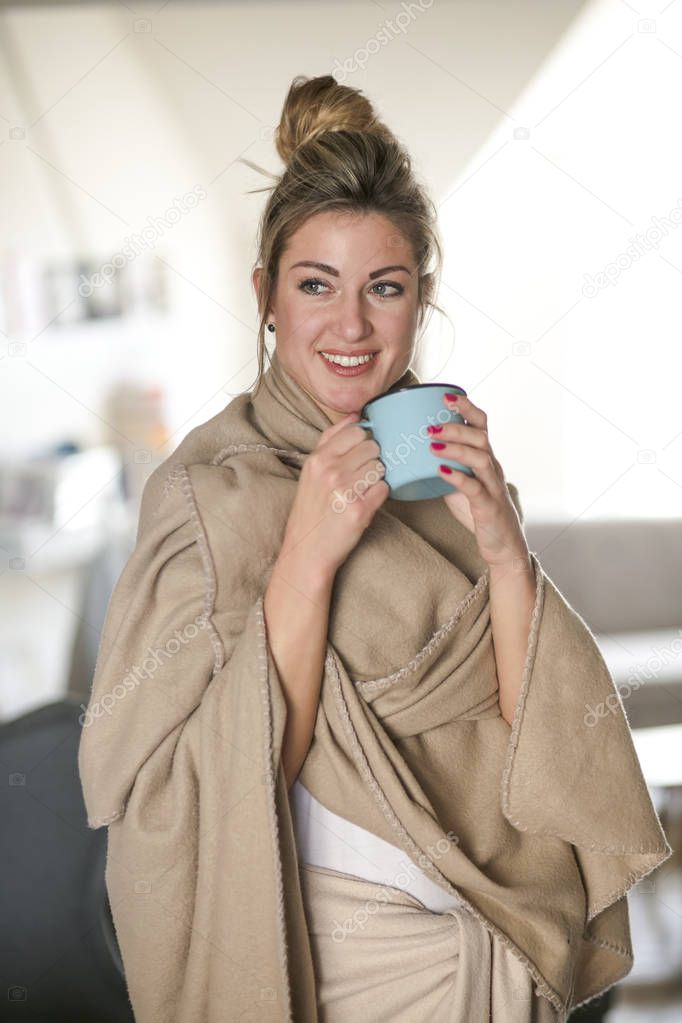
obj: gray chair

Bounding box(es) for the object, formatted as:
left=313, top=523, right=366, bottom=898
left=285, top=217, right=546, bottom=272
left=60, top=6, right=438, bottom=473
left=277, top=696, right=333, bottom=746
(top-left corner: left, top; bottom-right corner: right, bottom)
left=0, top=699, right=135, bottom=1021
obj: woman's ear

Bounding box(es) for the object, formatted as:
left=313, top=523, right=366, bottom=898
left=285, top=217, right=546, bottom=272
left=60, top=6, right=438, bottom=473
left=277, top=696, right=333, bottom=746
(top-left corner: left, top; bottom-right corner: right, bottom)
left=422, top=273, right=435, bottom=303
left=253, top=266, right=275, bottom=322
left=418, top=273, right=435, bottom=325
left=252, top=266, right=263, bottom=301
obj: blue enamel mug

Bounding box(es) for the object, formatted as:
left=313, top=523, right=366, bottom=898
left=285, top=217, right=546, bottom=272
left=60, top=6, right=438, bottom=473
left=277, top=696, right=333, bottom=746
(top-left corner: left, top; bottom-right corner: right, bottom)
left=357, top=382, right=475, bottom=501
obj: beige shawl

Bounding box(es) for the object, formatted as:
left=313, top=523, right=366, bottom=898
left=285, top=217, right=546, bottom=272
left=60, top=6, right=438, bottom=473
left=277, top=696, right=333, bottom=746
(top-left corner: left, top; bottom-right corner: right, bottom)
left=78, top=347, right=671, bottom=1022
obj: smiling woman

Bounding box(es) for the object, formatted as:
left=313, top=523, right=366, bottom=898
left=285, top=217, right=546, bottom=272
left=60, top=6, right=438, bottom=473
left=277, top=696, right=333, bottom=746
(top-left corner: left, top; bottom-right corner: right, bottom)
left=247, top=73, right=444, bottom=426
left=253, top=207, right=426, bottom=413
left=79, top=72, right=671, bottom=1023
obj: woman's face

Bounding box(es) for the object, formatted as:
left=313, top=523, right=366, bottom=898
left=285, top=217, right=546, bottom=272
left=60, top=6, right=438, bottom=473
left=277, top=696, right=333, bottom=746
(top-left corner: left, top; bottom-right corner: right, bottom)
left=253, top=210, right=422, bottom=424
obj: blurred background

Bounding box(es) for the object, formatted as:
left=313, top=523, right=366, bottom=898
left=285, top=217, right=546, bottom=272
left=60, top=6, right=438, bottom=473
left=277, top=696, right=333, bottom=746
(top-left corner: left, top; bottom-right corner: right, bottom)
left=0, top=0, right=680, bottom=1020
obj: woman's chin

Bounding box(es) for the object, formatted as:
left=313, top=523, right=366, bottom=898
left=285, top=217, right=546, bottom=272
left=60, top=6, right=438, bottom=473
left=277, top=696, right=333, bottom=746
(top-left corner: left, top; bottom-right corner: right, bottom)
left=316, top=387, right=377, bottom=421
left=297, top=355, right=392, bottom=421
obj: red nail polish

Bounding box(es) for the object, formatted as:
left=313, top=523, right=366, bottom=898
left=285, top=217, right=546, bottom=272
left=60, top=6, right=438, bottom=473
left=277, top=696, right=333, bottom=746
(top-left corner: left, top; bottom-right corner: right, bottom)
left=431, top=441, right=446, bottom=450
left=440, top=464, right=453, bottom=474
left=445, top=393, right=459, bottom=402
left=427, top=425, right=442, bottom=434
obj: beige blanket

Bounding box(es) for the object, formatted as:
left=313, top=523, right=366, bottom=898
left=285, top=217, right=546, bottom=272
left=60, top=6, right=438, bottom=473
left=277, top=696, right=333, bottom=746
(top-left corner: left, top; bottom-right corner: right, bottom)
left=78, top=347, right=671, bottom=1022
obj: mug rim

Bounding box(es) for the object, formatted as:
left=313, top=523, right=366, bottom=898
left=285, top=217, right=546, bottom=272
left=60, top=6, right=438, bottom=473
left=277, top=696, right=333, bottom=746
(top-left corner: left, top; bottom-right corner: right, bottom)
left=362, top=382, right=467, bottom=414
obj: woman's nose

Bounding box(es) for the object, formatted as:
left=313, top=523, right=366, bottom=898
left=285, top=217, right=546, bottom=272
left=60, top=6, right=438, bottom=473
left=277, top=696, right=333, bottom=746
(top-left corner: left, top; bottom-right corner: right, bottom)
left=333, top=293, right=372, bottom=341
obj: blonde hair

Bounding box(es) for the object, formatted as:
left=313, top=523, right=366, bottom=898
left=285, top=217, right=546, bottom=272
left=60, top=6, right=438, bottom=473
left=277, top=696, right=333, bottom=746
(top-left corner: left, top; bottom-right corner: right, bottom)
left=245, top=74, right=445, bottom=395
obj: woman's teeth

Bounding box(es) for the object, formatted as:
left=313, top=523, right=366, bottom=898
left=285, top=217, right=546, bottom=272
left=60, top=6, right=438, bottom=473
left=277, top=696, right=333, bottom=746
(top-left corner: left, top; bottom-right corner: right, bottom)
left=320, top=352, right=376, bottom=367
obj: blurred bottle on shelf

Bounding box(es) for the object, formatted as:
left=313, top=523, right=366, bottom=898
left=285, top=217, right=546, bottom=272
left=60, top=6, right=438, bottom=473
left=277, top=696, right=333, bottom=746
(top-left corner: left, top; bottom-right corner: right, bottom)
left=104, top=382, right=171, bottom=507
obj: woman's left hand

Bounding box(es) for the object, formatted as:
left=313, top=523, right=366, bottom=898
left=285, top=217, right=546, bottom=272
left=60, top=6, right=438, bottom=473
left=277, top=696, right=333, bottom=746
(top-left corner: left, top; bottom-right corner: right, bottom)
left=427, top=393, right=528, bottom=569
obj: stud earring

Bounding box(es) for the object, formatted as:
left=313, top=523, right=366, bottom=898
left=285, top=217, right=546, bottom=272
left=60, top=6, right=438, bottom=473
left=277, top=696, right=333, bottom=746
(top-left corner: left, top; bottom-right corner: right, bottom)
left=267, top=322, right=275, bottom=333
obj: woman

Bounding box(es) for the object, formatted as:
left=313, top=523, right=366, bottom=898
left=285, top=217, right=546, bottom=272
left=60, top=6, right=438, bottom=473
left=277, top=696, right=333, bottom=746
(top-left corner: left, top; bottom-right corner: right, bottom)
left=78, top=75, right=671, bottom=1023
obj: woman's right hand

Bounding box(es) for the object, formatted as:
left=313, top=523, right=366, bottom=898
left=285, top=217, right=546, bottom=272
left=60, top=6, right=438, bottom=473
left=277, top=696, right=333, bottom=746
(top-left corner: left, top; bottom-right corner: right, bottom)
left=278, top=411, right=389, bottom=583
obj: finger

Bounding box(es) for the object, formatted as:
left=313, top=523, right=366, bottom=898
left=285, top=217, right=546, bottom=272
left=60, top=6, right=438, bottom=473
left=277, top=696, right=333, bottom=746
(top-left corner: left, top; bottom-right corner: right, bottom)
left=490, top=451, right=505, bottom=476
left=358, top=473, right=390, bottom=505
left=332, top=460, right=388, bottom=510
left=429, top=438, right=497, bottom=478
left=428, top=422, right=489, bottom=450
left=321, top=425, right=382, bottom=476
left=319, top=411, right=359, bottom=441
left=345, top=442, right=385, bottom=478
left=317, top=412, right=365, bottom=454
left=428, top=424, right=504, bottom=482
left=437, top=463, right=488, bottom=499
left=444, top=392, right=487, bottom=431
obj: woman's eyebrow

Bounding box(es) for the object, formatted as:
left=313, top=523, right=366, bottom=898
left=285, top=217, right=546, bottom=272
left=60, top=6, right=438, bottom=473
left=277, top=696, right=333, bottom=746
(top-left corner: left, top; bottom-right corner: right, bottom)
left=289, top=260, right=412, bottom=279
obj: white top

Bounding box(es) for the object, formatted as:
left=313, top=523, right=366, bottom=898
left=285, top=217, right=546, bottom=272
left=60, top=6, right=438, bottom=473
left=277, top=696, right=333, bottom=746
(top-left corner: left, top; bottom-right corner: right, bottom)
left=291, top=779, right=465, bottom=914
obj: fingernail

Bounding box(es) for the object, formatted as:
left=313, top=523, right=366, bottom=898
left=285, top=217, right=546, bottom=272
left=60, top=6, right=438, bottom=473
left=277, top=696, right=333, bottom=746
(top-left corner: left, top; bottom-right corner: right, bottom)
left=440, top=464, right=453, bottom=474
left=445, top=393, right=459, bottom=402
left=430, top=441, right=446, bottom=450
left=427, top=425, right=443, bottom=434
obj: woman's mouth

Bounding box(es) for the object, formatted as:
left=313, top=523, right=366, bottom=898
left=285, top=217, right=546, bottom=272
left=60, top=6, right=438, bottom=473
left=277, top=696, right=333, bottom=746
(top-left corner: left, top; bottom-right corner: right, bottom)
left=318, top=351, right=379, bottom=377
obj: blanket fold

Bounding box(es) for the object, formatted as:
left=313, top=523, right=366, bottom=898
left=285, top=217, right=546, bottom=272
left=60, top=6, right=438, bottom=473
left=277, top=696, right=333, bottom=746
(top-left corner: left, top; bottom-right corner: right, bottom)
left=78, top=348, right=671, bottom=1023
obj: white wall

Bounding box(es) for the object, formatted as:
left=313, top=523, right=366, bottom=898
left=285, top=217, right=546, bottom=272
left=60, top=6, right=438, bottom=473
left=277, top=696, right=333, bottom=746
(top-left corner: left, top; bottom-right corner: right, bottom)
left=437, top=0, right=682, bottom=520
left=1, top=0, right=678, bottom=521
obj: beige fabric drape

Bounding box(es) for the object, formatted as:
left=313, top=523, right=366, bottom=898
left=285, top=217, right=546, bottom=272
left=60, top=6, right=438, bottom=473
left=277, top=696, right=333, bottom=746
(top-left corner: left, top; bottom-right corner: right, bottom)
left=299, top=862, right=559, bottom=1022
left=78, top=347, right=671, bottom=1022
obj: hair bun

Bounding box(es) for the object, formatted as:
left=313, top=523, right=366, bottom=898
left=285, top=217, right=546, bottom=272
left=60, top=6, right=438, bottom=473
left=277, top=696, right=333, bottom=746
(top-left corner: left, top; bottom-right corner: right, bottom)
left=275, top=74, right=394, bottom=167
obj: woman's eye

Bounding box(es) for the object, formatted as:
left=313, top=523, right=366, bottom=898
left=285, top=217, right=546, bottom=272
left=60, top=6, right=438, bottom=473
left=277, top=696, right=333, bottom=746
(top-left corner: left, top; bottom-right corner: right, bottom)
left=371, top=281, right=403, bottom=298
left=298, top=279, right=404, bottom=298
left=298, top=278, right=328, bottom=296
